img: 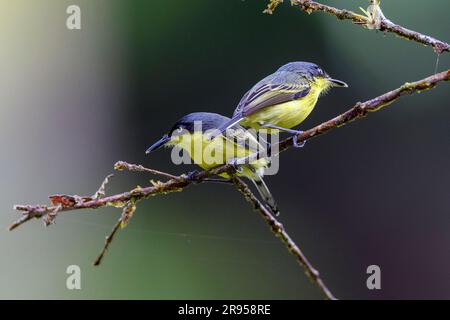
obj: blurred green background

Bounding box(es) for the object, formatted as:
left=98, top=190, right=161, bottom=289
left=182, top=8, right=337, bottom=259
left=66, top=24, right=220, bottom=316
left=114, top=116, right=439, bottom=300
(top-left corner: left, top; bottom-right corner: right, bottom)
left=1, top=0, right=449, bottom=299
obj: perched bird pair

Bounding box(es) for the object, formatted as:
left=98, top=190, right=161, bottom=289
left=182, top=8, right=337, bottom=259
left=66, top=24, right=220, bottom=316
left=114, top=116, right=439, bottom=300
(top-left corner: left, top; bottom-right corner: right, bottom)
left=146, top=62, right=348, bottom=215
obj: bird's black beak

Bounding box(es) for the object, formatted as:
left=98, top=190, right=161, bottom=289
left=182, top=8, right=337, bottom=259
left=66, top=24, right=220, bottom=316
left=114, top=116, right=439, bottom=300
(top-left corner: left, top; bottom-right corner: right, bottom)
left=145, top=134, right=170, bottom=154
left=328, top=78, right=349, bottom=88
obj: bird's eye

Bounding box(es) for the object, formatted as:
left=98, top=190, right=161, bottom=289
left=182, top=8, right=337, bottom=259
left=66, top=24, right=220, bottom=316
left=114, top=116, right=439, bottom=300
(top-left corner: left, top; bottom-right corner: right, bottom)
left=176, top=127, right=184, bottom=133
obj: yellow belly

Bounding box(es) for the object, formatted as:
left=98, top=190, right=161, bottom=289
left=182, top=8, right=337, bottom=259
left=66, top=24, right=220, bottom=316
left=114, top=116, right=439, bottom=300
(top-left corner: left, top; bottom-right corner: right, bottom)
left=173, top=133, right=268, bottom=178
left=240, top=83, right=325, bottom=133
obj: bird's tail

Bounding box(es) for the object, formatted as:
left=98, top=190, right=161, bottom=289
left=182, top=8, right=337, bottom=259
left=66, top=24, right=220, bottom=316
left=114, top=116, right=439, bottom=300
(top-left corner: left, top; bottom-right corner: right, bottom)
left=210, top=115, right=243, bottom=139
left=251, top=175, right=279, bottom=216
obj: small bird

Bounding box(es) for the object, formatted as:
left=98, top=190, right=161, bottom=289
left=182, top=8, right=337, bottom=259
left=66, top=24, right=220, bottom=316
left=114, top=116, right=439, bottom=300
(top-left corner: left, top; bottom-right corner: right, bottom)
left=212, top=62, right=348, bottom=147
left=145, top=112, right=279, bottom=215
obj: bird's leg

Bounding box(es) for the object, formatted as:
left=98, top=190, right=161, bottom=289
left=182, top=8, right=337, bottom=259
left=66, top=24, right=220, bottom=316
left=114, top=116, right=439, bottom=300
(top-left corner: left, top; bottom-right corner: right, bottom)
left=227, top=158, right=245, bottom=174
left=291, top=134, right=306, bottom=148
left=182, top=170, right=232, bottom=184
left=260, top=123, right=306, bottom=148
left=203, top=178, right=233, bottom=184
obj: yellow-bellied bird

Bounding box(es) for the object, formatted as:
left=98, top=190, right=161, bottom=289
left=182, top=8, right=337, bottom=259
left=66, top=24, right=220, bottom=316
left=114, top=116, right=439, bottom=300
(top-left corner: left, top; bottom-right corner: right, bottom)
left=213, top=62, right=348, bottom=147
left=146, top=112, right=279, bottom=215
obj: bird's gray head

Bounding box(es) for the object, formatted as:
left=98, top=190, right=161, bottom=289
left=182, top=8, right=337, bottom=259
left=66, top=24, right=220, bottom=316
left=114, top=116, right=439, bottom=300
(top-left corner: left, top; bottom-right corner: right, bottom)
left=277, top=62, right=328, bottom=77
left=145, top=112, right=231, bottom=154
left=168, top=112, right=230, bottom=135
left=277, top=61, right=348, bottom=87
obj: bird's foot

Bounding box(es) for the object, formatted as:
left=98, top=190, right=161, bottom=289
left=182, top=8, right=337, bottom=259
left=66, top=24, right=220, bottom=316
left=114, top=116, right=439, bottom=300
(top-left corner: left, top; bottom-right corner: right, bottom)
left=227, top=158, right=244, bottom=174
left=260, top=123, right=306, bottom=148
left=292, top=131, right=306, bottom=148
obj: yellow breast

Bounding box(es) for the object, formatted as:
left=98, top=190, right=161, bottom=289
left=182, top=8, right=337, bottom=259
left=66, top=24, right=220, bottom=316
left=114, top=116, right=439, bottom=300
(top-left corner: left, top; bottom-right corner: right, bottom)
left=241, top=78, right=330, bottom=133
left=171, top=132, right=268, bottom=178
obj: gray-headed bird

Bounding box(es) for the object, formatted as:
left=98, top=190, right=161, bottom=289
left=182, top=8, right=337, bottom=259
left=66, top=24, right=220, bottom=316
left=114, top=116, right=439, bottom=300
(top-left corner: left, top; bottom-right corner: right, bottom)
left=212, top=62, right=348, bottom=147
left=145, top=112, right=279, bottom=215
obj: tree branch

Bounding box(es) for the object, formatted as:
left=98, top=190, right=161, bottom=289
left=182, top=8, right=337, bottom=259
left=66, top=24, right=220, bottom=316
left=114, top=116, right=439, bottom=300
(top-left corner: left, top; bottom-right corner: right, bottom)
left=232, top=177, right=336, bottom=300
left=264, top=0, right=450, bottom=54
left=9, top=163, right=235, bottom=231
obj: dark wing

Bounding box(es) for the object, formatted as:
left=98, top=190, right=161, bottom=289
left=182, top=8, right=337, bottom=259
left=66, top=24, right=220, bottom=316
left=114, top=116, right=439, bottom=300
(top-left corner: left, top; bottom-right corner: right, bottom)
left=234, top=71, right=311, bottom=117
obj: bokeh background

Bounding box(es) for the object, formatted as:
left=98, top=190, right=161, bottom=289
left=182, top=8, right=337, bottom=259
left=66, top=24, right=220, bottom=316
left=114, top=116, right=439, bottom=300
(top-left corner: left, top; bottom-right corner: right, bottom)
left=1, top=0, right=449, bottom=299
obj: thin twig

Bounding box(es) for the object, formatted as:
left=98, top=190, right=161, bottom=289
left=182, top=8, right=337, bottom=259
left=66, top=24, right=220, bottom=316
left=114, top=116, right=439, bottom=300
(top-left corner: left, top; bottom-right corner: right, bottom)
left=92, top=174, right=114, bottom=199
left=9, top=211, right=37, bottom=231
left=93, top=199, right=138, bottom=266
left=232, top=177, right=336, bottom=300
left=43, top=204, right=62, bottom=226
left=93, top=218, right=122, bottom=266
left=115, top=161, right=233, bottom=184
left=265, top=0, right=450, bottom=54
left=115, top=161, right=178, bottom=180
left=263, top=0, right=283, bottom=14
